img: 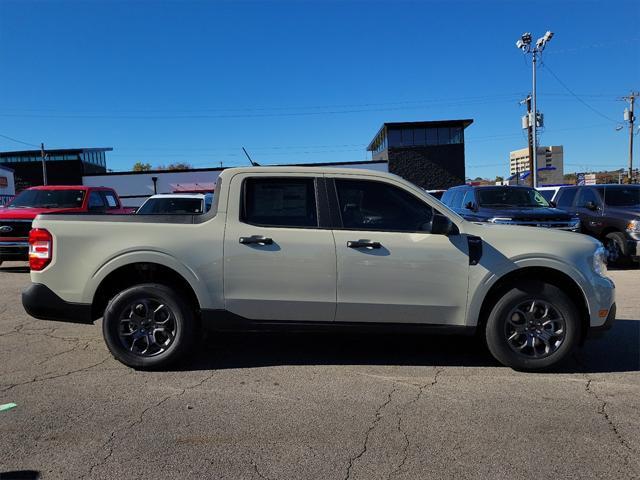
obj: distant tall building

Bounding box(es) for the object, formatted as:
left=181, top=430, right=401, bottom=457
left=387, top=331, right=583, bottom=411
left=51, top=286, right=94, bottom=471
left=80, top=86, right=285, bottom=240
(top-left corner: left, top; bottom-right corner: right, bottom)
left=367, top=120, right=473, bottom=189
left=509, top=145, right=564, bottom=185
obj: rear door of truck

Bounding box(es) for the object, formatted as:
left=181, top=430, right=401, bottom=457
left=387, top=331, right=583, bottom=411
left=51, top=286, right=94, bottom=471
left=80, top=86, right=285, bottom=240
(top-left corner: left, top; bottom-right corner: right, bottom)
left=223, top=172, right=337, bottom=322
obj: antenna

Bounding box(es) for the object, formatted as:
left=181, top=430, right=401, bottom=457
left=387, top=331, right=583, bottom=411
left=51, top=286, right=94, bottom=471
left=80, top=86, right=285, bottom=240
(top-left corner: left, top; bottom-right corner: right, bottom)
left=242, top=147, right=259, bottom=166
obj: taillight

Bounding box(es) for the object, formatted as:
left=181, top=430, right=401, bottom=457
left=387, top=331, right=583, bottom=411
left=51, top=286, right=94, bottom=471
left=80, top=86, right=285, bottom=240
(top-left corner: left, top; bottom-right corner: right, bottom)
left=29, top=228, right=53, bottom=271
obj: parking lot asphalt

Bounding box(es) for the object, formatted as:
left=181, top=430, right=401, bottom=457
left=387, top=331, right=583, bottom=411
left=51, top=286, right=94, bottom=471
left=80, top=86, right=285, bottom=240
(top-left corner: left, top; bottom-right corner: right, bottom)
left=0, top=263, right=638, bottom=480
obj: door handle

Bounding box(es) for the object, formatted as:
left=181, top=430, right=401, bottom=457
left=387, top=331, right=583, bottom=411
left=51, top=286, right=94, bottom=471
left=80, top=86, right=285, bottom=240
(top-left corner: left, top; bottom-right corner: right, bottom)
left=347, top=239, right=382, bottom=249
left=239, top=235, right=273, bottom=245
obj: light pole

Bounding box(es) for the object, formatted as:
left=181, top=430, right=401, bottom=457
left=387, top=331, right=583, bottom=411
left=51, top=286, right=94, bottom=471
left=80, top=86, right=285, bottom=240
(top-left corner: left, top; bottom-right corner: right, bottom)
left=516, top=31, right=554, bottom=188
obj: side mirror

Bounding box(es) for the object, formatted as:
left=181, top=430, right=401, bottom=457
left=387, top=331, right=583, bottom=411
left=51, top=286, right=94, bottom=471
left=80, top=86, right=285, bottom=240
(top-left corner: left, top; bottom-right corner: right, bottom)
left=430, top=214, right=457, bottom=235
left=464, top=201, right=476, bottom=211
left=585, top=201, right=598, bottom=211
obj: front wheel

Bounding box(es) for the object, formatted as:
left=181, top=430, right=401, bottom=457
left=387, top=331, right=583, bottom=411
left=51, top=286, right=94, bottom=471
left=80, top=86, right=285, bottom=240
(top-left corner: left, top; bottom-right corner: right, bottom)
left=102, top=283, right=198, bottom=369
left=605, top=232, right=632, bottom=267
left=485, top=281, right=580, bottom=371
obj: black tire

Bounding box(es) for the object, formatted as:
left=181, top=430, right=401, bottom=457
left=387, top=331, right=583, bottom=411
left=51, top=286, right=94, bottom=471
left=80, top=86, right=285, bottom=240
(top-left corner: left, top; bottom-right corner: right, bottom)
left=102, top=283, right=198, bottom=370
left=485, top=281, right=580, bottom=371
left=604, top=232, right=632, bottom=267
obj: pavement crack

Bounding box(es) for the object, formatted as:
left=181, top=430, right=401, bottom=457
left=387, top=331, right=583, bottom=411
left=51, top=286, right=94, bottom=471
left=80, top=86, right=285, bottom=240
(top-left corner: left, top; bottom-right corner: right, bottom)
left=84, top=370, right=217, bottom=478
left=0, top=356, right=111, bottom=393
left=574, top=355, right=638, bottom=475
left=251, top=458, right=273, bottom=480
left=388, top=367, right=443, bottom=480
left=344, top=384, right=397, bottom=480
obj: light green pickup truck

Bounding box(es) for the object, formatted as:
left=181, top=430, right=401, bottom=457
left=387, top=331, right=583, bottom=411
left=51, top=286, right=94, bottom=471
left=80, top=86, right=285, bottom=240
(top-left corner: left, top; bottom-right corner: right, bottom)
left=22, top=167, right=615, bottom=371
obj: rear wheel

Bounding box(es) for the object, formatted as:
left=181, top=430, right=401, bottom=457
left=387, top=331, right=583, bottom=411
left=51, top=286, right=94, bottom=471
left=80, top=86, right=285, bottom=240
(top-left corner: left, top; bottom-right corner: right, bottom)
left=102, top=283, right=198, bottom=369
left=485, top=281, right=580, bottom=371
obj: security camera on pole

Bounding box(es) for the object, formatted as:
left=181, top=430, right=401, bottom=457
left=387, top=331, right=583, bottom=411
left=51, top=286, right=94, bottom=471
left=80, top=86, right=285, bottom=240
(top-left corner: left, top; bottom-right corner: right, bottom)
left=516, top=31, right=554, bottom=188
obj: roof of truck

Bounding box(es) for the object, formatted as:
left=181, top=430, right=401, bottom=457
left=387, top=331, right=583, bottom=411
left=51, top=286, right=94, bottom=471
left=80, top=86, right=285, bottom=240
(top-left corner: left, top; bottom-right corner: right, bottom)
left=219, top=166, right=393, bottom=176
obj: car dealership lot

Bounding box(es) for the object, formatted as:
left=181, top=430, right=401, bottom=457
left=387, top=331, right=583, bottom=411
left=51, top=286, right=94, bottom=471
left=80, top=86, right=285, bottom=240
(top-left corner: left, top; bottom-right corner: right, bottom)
left=0, top=263, right=638, bottom=479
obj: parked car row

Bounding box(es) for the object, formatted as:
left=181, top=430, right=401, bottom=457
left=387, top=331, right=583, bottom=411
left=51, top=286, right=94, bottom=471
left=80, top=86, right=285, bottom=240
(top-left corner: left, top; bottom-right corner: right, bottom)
left=0, top=186, right=215, bottom=265
left=434, top=183, right=640, bottom=265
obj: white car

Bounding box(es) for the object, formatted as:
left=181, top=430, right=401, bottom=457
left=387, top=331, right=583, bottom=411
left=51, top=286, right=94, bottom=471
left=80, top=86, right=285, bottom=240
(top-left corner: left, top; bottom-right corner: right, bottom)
left=136, top=193, right=214, bottom=214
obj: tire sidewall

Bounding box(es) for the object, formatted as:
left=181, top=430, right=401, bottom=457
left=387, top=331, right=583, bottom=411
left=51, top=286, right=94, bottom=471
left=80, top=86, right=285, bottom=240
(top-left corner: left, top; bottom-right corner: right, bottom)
left=102, top=283, right=195, bottom=369
left=485, top=281, right=579, bottom=371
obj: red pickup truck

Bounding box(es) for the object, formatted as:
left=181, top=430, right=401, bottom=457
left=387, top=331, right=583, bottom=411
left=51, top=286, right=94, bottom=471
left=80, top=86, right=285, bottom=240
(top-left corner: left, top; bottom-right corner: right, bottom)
left=0, top=185, right=132, bottom=265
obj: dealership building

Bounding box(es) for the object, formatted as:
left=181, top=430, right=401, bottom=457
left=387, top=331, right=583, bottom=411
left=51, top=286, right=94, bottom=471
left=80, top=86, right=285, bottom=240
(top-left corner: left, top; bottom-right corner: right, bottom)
left=0, top=148, right=110, bottom=192
left=2, top=119, right=473, bottom=206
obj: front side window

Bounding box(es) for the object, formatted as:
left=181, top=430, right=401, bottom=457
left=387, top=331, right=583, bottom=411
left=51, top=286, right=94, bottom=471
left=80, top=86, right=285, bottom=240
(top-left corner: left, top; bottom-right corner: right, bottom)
left=576, top=188, right=600, bottom=207
left=8, top=189, right=85, bottom=209
left=462, top=189, right=475, bottom=208
left=243, top=178, right=317, bottom=228
left=88, top=191, right=106, bottom=210
left=335, top=179, right=433, bottom=232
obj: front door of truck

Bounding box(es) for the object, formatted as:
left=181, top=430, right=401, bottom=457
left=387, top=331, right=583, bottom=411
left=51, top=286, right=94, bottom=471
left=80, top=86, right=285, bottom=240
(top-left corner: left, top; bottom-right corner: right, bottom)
left=329, top=177, right=470, bottom=326
left=223, top=173, right=337, bottom=322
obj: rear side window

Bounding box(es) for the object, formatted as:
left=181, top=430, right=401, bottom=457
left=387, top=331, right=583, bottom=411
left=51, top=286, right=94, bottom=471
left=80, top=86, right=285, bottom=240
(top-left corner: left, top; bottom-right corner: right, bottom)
left=576, top=188, right=601, bottom=207
left=242, top=178, right=318, bottom=228
left=556, top=188, right=577, bottom=208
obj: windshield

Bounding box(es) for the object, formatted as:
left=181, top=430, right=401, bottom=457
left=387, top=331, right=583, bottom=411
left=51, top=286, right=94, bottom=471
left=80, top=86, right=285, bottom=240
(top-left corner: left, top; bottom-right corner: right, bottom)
left=7, top=189, right=85, bottom=209
left=603, top=186, right=640, bottom=207
left=137, top=197, right=204, bottom=214
left=477, top=187, right=550, bottom=208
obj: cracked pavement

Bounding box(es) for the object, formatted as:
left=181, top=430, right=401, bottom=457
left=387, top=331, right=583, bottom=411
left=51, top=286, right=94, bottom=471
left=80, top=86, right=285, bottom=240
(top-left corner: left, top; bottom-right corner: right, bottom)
left=0, top=262, right=638, bottom=479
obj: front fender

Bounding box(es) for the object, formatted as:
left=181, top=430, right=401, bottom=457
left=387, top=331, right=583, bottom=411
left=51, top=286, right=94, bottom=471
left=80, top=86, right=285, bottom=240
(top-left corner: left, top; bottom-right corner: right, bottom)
left=466, top=254, right=595, bottom=327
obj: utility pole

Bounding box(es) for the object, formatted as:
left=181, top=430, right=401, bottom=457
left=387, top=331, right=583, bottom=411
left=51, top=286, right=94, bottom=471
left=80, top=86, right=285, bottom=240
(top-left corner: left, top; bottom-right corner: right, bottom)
left=40, top=142, right=48, bottom=186
left=623, top=92, right=638, bottom=183
left=523, top=95, right=535, bottom=187
left=516, top=31, right=553, bottom=188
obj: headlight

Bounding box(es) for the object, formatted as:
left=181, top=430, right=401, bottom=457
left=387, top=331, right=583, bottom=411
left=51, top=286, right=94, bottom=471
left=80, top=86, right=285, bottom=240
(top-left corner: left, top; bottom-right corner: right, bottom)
left=568, top=217, right=581, bottom=231
left=626, top=220, right=640, bottom=233
left=593, top=245, right=608, bottom=277
left=488, top=217, right=513, bottom=224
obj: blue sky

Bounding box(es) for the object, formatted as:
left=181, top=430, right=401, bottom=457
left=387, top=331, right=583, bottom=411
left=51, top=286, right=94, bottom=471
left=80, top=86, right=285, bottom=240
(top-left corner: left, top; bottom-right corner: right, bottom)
left=0, top=0, right=638, bottom=178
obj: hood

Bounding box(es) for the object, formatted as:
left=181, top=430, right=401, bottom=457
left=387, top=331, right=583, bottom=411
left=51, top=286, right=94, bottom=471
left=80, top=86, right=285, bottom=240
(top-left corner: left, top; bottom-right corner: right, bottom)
left=0, top=206, right=82, bottom=220
left=474, top=206, right=573, bottom=220
left=603, top=205, right=640, bottom=219
left=462, top=220, right=601, bottom=263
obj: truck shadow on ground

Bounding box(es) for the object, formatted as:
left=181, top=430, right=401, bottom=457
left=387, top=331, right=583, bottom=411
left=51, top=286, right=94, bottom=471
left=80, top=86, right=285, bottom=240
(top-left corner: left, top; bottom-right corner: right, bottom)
left=180, top=318, right=639, bottom=374
left=0, top=265, right=29, bottom=274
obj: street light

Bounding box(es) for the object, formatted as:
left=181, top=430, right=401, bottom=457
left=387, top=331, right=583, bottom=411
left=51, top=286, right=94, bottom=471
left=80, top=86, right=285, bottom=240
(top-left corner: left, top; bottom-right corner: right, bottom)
left=516, top=30, right=554, bottom=188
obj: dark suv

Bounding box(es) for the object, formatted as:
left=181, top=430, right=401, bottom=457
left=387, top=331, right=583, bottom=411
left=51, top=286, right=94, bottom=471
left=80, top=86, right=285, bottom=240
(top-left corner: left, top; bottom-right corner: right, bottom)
left=441, top=185, right=580, bottom=230
left=554, top=184, right=640, bottom=264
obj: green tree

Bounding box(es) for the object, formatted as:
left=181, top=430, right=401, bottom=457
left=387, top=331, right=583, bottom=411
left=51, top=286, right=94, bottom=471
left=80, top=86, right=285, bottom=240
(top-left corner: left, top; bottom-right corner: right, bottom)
left=165, top=162, right=193, bottom=171
left=132, top=162, right=152, bottom=172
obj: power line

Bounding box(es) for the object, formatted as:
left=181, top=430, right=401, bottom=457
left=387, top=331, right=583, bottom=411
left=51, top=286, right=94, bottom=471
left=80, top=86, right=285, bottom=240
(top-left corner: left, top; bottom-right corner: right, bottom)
left=0, top=133, right=39, bottom=148
left=539, top=59, right=620, bottom=124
